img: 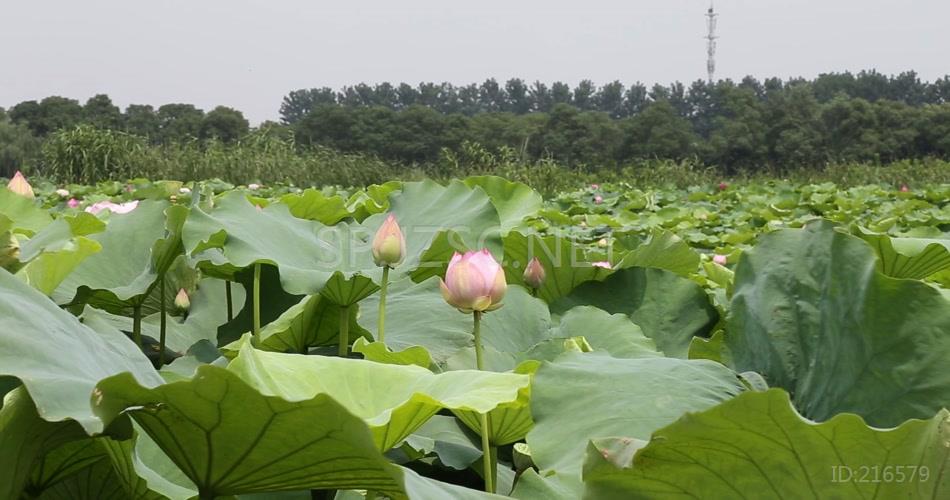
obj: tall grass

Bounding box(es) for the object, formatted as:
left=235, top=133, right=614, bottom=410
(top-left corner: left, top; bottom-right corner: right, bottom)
left=33, top=126, right=950, bottom=193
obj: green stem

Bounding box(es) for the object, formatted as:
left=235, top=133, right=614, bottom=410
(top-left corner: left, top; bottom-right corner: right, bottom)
left=377, top=266, right=390, bottom=343
left=132, top=303, right=143, bottom=350
left=473, top=311, right=495, bottom=493
left=253, top=263, right=261, bottom=336
left=338, top=305, right=351, bottom=357
left=159, top=276, right=167, bottom=366
left=225, top=280, right=233, bottom=322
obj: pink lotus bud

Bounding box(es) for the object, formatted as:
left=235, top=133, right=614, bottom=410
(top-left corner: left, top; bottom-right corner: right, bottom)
left=67, top=198, right=80, bottom=208
left=900, top=184, right=909, bottom=192
left=174, top=288, right=190, bottom=310
left=372, top=213, right=406, bottom=267
left=6, top=171, right=34, bottom=199
left=522, top=257, right=546, bottom=289
left=592, top=261, right=612, bottom=269
left=594, top=195, right=603, bottom=204
left=718, top=182, right=728, bottom=191
left=597, top=238, right=608, bottom=248
left=440, top=249, right=507, bottom=313
left=713, top=254, right=727, bottom=265
left=85, top=200, right=139, bottom=215
left=590, top=183, right=600, bottom=190
left=55, top=188, right=70, bottom=198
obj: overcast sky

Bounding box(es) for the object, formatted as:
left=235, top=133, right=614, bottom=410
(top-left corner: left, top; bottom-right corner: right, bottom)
left=2, top=0, right=948, bottom=123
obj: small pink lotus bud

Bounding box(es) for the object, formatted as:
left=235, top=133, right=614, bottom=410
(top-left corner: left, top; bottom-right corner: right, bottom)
left=174, top=288, right=190, bottom=310
left=67, top=198, right=80, bottom=208
left=440, top=249, right=507, bottom=313
left=713, top=254, right=727, bottom=265
left=6, top=171, right=34, bottom=199
left=592, top=261, right=612, bottom=269
left=594, top=195, right=603, bottom=204
left=590, top=183, right=600, bottom=190
left=900, top=184, right=909, bottom=192
left=522, top=257, right=546, bottom=289
left=55, top=188, right=70, bottom=198
left=372, top=213, right=406, bottom=267
left=718, top=182, right=728, bottom=191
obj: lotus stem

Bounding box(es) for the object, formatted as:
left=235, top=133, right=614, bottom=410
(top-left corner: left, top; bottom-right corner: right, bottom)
left=339, top=305, right=350, bottom=357
left=377, top=266, right=390, bottom=343
left=252, top=263, right=261, bottom=336
left=225, top=280, right=233, bottom=322
left=159, top=276, right=167, bottom=366
left=132, top=303, right=143, bottom=350
left=473, top=311, right=495, bottom=493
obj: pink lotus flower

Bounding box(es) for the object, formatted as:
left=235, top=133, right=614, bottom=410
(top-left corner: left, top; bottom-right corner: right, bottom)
left=372, top=214, right=406, bottom=267
left=67, top=198, right=80, bottom=208
left=591, top=183, right=600, bottom=190
left=713, top=254, right=727, bottom=265
left=718, top=182, right=728, bottom=191
left=85, top=200, right=139, bottom=215
left=900, top=184, right=909, bottom=192
left=522, top=257, right=546, bottom=289
left=174, top=288, right=191, bottom=310
left=248, top=183, right=261, bottom=190
left=592, top=261, right=612, bottom=269
left=6, top=171, right=34, bottom=199
left=440, top=249, right=507, bottom=313
left=594, top=195, right=603, bottom=204
left=55, top=189, right=70, bottom=198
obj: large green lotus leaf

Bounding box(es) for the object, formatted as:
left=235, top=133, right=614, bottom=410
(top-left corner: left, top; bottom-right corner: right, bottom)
left=0, top=188, right=52, bottom=235
left=0, top=388, right=88, bottom=500
left=321, top=271, right=380, bottom=306
left=216, top=263, right=305, bottom=347
left=502, top=232, right=612, bottom=302
left=352, top=338, right=433, bottom=368
left=358, top=276, right=474, bottom=365
left=727, top=220, right=950, bottom=426
left=854, top=225, right=950, bottom=279
left=20, top=237, right=101, bottom=296
left=552, top=267, right=717, bottom=358
left=463, top=176, right=543, bottom=233
left=280, top=189, right=352, bottom=225
left=52, top=201, right=181, bottom=309
left=526, top=352, right=744, bottom=477
left=361, top=179, right=503, bottom=282
left=26, top=438, right=113, bottom=498
left=228, top=339, right=530, bottom=451
left=93, top=365, right=502, bottom=499
left=401, top=415, right=483, bottom=470
left=30, top=453, right=133, bottom=499
left=17, top=213, right=104, bottom=262
left=345, top=181, right=402, bottom=222
left=183, top=192, right=378, bottom=295
left=616, top=229, right=700, bottom=276
left=0, top=270, right=163, bottom=433
left=100, top=432, right=195, bottom=500
left=510, top=470, right=583, bottom=500
left=546, top=306, right=661, bottom=359
left=581, top=389, right=950, bottom=500
left=453, top=360, right=538, bottom=446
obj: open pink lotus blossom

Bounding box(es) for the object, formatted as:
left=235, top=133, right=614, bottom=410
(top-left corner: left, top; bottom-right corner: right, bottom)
left=713, top=254, right=728, bottom=265
left=85, top=200, right=139, bottom=215
left=67, top=198, right=80, bottom=208
left=6, top=171, right=34, bottom=199
left=522, top=257, right=546, bottom=289
left=592, top=261, right=612, bottom=269
left=594, top=195, right=603, bottom=204
left=440, top=249, right=507, bottom=313
left=372, top=214, right=406, bottom=267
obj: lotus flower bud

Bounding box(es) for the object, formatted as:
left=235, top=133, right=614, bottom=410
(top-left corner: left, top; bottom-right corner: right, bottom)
left=7, top=171, right=34, bottom=199
left=590, top=183, right=600, bottom=190
left=67, top=198, right=80, bottom=208
left=174, top=288, right=190, bottom=310
left=522, top=257, right=545, bottom=289
left=180, top=187, right=192, bottom=194
left=248, top=183, right=261, bottom=190
left=55, top=188, right=70, bottom=198
left=900, top=184, right=909, bottom=192
left=372, top=214, right=406, bottom=267
left=713, top=254, right=727, bottom=265
left=718, top=182, right=728, bottom=191
left=597, top=238, right=608, bottom=248
left=592, top=261, right=612, bottom=269
left=440, top=249, right=507, bottom=313
left=594, top=195, right=603, bottom=204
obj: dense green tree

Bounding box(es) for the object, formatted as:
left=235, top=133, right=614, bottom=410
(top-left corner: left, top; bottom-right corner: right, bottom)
left=621, top=100, right=697, bottom=160
left=704, top=85, right=769, bottom=171
left=0, top=116, right=41, bottom=177
left=820, top=96, right=880, bottom=162
left=201, top=106, right=249, bottom=143
left=279, top=88, right=336, bottom=124
left=123, top=104, right=160, bottom=140
left=10, top=97, right=83, bottom=136
left=157, top=103, right=205, bottom=143
left=84, top=94, right=122, bottom=129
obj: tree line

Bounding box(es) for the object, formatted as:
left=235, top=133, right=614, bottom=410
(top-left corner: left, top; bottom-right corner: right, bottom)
left=2, top=70, right=950, bottom=178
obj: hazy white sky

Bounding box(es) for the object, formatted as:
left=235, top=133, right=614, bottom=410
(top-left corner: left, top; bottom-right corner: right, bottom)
left=2, top=0, right=948, bottom=123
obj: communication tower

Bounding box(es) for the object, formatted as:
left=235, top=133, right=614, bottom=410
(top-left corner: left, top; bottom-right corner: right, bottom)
left=705, top=2, right=718, bottom=83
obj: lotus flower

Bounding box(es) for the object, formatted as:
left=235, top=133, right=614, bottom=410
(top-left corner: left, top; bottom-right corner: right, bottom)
left=67, top=198, right=80, bottom=208
left=85, top=200, right=139, bottom=215
left=180, top=187, right=192, bottom=194
left=174, top=288, right=191, bottom=310
left=592, top=261, right=612, bottom=269
left=440, top=249, right=507, bottom=313
left=594, top=195, right=603, bottom=204
left=372, top=214, right=406, bottom=267
left=597, top=238, right=608, bottom=248
left=522, top=257, right=546, bottom=289
left=591, top=183, right=600, bottom=190
left=248, top=183, right=261, bottom=190
left=6, top=171, right=34, bottom=199
left=55, top=188, right=70, bottom=198
left=900, top=184, right=909, bottom=192
left=713, top=254, right=728, bottom=265
left=718, top=182, right=728, bottom=191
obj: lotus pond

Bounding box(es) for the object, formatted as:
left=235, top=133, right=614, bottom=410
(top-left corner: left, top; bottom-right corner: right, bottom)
left=1, top=175, right=949, bottom=499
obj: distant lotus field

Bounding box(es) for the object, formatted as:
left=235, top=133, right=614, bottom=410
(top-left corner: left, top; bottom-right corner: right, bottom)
left=1, top=172, right=949, bottom=499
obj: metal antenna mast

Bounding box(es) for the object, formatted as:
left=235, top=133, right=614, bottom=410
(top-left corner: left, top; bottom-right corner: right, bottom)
left=705, top=2, right=718, bottom=83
